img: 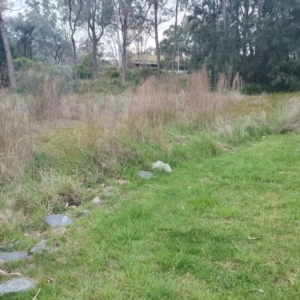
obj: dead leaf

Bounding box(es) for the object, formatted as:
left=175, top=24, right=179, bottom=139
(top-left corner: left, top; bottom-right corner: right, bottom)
left=0, top=269, right=22, bottom=276
left=117, top=179, right=130, bottom=185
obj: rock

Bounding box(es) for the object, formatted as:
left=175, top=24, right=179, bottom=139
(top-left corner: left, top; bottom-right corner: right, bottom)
left=82, top=210, right=91, bottom=217
left=137, top=170, right=153, bottom=179
left=0, top=251, right=29, bottom=262
left=103, top=186, right=114, bottom=197
left=152, top=161, right=172, bottom=172
left=0, top=242, right=19, bottom=252
left=30, top=240, right=47, bottom=254
left=45, top=214, right=74, bottom=228
left=92, top=197, right=105, bottom=207
left=0, top=278, right=35, bottom=296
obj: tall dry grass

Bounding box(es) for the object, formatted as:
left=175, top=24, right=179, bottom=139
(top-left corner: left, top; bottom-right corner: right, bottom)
left=0, top=69, right=244, bottom=182
left=28, top=75, right=64, bottom=121
left=127, top=67, right=242, bottom=126
left=0, top=91, right=33, bottom=184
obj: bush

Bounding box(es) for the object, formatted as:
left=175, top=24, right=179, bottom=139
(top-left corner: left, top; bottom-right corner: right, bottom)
left=14, top=58, right=73, bottom=94
left=242, top=83, right=275, bottom=95
left=127, top=68, right=157, bottom=85
left=105, top=67, right=120, bottom=79
left=78, top=64, right=93, bottom=80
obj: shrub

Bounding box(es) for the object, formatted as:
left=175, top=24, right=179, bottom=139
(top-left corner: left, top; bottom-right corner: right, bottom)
left=105, top=67, right=120, bottom=79
left=242, top=83, right=275, bottom=95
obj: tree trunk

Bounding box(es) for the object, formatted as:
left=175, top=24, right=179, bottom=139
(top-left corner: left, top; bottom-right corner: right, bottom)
left=121, top=39, right=126, bottom=85
left=71, top=33, right=78, bottom=85
left=91, top=32, right=98, bottom=80
left=222, top=0, right=227, bottom=31
left=172, top=0, right=179, bottom=72
left=154, top=2, right=160, bottom=77
left=0, top=12, right=16, bottom=89
left=121, top=22, right=127, bottom=86
left=258, top=0, right=263, bottom=21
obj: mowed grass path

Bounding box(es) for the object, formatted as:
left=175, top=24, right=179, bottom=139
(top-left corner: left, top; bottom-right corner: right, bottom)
left=4, top=133, right=300, bottom=299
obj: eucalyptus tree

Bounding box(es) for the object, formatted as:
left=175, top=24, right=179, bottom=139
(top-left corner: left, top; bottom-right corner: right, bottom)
left=113, top=0, right=150, bottom=85
left=172, top=0, right=188, bottom=71
left=84, top=0, right=114, bottom=79
left=0, top=0, right=16, bottom=88
left=8, top=13, right=35, bottom=59
left=146, top=0, right=173, bottom=76
left=60, top=0, right=84, bottom=85
left=187, top=0, right=300, bottom=90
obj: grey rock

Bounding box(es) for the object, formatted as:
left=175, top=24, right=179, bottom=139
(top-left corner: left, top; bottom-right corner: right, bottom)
left=0, top=278, right=35, bottom=296
left=138, top=170, right=153, bottom=179
left=0, top=251, right=29, bottom=262
left=45, top=214, right=74, bottom=228
left=103, top=186, right=114, bottom=197
left=92, top=196, right=105, bottom=207
left=30, top=240, right=47, bottom=254
left=152, top=161, right=172, bottom=172
left=0, top=242, right=19, bottom=252
left=82, top=210, right=91, bottom=217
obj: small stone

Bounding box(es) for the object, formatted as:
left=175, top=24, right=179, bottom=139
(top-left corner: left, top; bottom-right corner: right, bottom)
left=30, top=240, right=47, bottom=254
left=92, top=197, right=105, bottom=207
left=137, top=170, right=153, bottom=179
left=45, top=214, right=74, bottom=228
left=152, top=161, right=172, bottom=172
left=82, top=210, right=91, bottom=217
left=0, top=278, right=35, bottom=296
left=0, top=251, right=29, bottom=262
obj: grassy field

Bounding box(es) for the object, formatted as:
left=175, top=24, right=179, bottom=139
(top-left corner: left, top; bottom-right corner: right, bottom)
left=1, top=74, right=300, bottom=299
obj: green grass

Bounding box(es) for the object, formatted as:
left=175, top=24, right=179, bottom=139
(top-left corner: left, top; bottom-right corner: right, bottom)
left=1, top=92, right=300, bottom=299
left=1, top=132, right=300, bottom=299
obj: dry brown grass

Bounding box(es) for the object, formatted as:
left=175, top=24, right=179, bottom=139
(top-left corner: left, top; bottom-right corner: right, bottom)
left=281, top=97, right=300, bottom=132
left=28, top=75, right=64, bottom=121
left=0, top=90, right=33, bottom=184
left=0, top=70, right=243, bottom=183
left=127, top=68, right=241, bottom=127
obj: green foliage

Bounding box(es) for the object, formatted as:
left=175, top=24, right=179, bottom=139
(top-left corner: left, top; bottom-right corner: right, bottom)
left=14, top=58, right=74, bottom=94
left=127, top=68, right=156, bottom=84
left=242, top=83, right=276, bottom=95
left=186, top=0, right=300, bottom=91
left=105, top=67, right=120, bottom=79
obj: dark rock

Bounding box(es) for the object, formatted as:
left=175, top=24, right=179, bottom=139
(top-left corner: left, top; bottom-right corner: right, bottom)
left=0, top=278, right=35, bottom=296
left=0, top=251, right=29, bottom=262
left=45, top=214, right=74, bottom=227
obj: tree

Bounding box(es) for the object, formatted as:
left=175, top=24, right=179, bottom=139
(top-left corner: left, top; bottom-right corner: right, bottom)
left=160, top=23, right=191, bottom=69
left=61, top=0, right=84, bottom=85
left=0, top=1, right=16, bottom=88
left=113, top=0, right=150, bottom=85
left=84, top=0, right=114, bottom=80
left=146, top=0, right=173, bottom=76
